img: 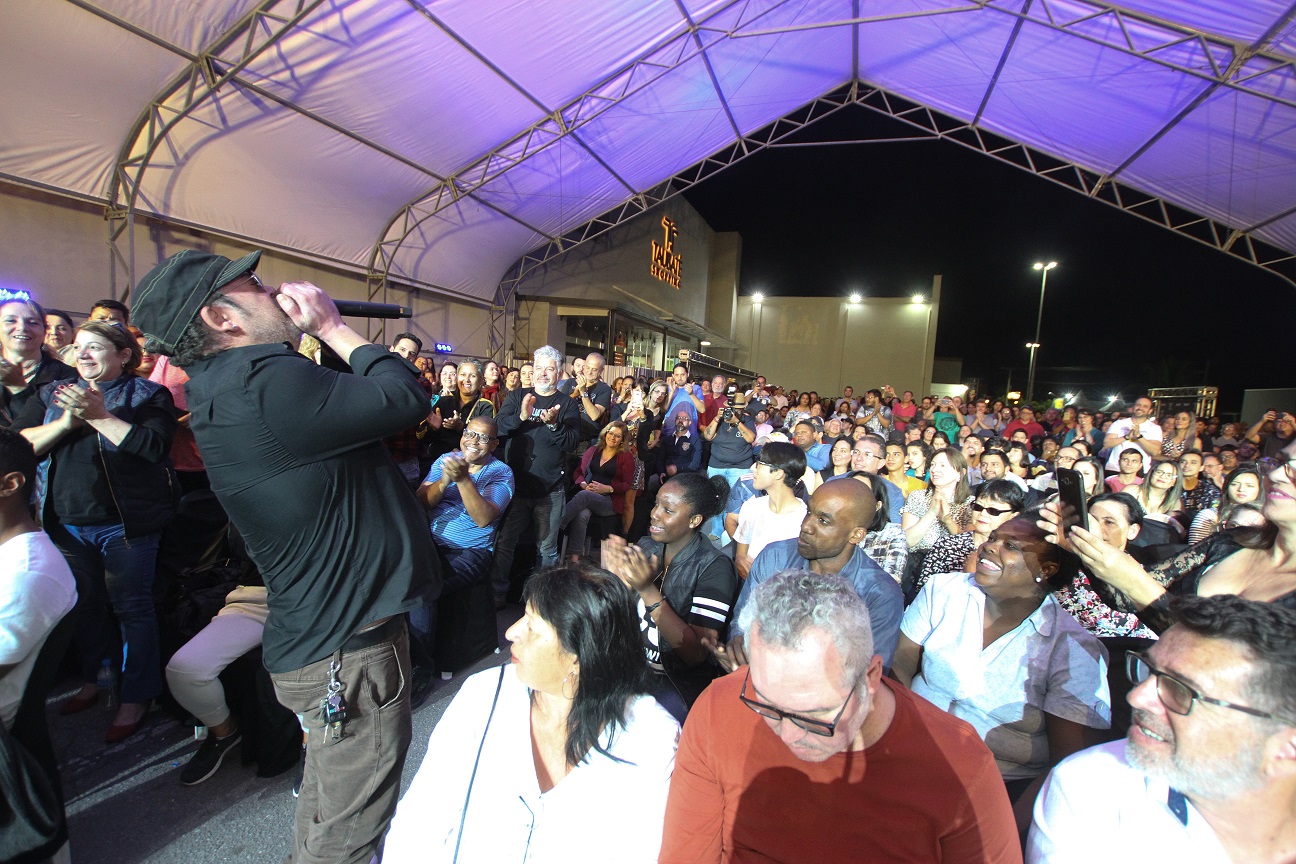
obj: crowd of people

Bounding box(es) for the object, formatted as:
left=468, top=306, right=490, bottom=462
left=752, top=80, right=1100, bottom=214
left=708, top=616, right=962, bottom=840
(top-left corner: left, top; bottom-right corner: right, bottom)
left=2, top=268, right=1294, bottom=863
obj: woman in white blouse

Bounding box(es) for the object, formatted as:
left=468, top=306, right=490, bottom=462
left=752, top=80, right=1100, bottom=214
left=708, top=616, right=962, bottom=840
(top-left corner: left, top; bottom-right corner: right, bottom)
left=892, top=516, right=1110, bottom=833
left=382, top=565, right=679, bottom=864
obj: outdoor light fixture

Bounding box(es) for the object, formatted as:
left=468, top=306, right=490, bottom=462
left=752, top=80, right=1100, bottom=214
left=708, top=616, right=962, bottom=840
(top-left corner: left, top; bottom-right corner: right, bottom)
left=1064, top=393, right=1074, bottom=401
left=1109, top=394, right=1119, bottom=402
left=752, top=293, right=765, bottom=304
left=1026, top=261, right=1058, bottom=402
left=699, top=340, right=711, bottom=347
left=849, top=293, right=862, bottom=304
left=911, top=294, right=925, bottom=304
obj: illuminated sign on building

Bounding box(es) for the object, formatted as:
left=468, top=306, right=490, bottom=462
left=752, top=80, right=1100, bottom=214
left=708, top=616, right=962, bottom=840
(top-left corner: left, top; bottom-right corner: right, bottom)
left=650, top=216, right=682, bottom=289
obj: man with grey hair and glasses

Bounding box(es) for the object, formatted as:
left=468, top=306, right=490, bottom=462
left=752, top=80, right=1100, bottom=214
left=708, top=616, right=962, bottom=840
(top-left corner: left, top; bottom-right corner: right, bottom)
left=490, top=345, right=580, bottom=606
left=661, top=570, right=1020, bottom=863
left=1027, top=596, right=1296, bottom=863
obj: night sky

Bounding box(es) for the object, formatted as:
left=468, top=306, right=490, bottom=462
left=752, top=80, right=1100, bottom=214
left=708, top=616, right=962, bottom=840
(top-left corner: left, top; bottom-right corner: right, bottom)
left=683, top=104, right=1294, bottom=414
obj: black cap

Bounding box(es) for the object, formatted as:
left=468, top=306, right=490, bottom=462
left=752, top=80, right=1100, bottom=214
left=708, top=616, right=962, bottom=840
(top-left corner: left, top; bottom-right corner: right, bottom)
left=131, top=249, right=261, bottom=355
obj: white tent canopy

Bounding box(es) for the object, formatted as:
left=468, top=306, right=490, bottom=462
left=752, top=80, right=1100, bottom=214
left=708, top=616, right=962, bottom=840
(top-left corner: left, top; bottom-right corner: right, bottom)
left=5, top=0, right=1295, bottom=308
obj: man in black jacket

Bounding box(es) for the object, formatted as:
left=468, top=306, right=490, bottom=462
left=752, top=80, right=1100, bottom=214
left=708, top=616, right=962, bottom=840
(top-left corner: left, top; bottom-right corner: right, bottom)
left=489, top=344, right=580, bottom=606
left=132, top=250, right=437, bottom=864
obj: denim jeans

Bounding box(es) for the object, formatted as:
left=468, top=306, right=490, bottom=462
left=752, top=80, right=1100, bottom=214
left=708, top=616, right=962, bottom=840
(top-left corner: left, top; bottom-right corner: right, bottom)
left=271, top=622, right=412, bottom=864
left=51, top=522, right=162, bottom=704
left=490, top=488, right=566, bottom=597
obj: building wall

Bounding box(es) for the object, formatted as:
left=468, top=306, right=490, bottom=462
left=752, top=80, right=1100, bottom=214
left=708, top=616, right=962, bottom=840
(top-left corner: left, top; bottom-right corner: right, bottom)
left=510, top=197, right=726, bottom=355
left=706, top=232, right=741, bottom=360
left=732, top=282, right=941, bottom=397
left=0, top=182, right=494, bottom=357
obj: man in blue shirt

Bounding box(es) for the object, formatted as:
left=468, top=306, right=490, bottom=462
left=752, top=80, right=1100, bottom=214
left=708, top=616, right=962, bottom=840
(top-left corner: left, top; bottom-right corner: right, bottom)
left=413, top=416, right=514, bottom=679
left=714, top=479, right=903, bottom=670
left=793, top=417, right=832, bottom=472
left=665, top=363, right=705, bottom=436
left=418, top=416, right=514, bottom=585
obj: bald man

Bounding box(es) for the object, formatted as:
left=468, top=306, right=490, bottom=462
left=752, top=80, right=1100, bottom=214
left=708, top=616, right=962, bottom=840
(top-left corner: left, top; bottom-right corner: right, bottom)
left=721, top=479, right=903, bottom=668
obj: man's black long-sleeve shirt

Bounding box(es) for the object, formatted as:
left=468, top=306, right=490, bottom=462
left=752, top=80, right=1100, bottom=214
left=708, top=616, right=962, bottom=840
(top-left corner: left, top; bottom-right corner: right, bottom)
left=496, top=387, right=580, bottom=497
left=184, top=342, right=438, bottom=673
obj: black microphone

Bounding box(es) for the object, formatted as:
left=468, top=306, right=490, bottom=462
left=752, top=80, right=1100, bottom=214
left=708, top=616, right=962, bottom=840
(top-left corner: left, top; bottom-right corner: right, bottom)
left=333, top=300, right=412, bottom=319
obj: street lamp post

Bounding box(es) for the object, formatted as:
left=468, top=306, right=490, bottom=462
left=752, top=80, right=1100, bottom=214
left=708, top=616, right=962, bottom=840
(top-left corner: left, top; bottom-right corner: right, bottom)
left=1025, top=342, right=1040, bottom=400
left=1027, top=261, right=1057, bottom=402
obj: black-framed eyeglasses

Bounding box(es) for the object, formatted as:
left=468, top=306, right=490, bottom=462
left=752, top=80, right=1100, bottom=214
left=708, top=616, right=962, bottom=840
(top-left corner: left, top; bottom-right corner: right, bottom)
left=460, top=430, right=492, bottom=444
left=971, top=502, right=1016, bottom=516
left=1258, top=452, right=1295, bottom=482
left=1126, top=651, right=1295, bottom=724
left=738, top=669, right=853, bottom=737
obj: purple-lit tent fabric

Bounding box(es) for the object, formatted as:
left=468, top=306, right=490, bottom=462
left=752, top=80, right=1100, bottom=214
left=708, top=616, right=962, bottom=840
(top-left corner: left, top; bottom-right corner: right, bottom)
left=4, top=0, right=1295, bottom=302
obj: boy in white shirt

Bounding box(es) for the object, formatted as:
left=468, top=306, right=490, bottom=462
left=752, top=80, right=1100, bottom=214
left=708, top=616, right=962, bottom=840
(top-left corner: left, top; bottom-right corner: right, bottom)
left=733, top=442, right=807, bottom=580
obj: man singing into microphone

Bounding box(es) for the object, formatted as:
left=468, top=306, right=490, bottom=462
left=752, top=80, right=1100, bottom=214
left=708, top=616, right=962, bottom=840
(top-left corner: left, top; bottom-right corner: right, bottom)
left=132, top=250, right=438, bottom=864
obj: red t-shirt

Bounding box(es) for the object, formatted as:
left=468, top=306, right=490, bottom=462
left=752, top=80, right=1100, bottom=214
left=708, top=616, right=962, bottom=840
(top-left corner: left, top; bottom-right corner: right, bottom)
left=702, top=394, right=727, bottom=428
left=1003, top=420, right=1046, bottom=441
left=660, top=673, right=1020, bottom=864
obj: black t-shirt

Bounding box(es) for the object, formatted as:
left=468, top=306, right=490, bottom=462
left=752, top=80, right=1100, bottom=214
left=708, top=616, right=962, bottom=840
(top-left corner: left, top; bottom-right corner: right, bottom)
left=708, top=416, right=755, bottom=469
left=558, top=378, right=613, bottom=441
left=1260, top=431, right=1295, bottom=459
left=0, top=356, right=76, bottom=430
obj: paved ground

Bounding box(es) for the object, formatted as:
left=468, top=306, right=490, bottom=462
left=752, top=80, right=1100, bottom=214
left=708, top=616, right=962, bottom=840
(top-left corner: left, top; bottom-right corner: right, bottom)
left=49, top=606, right=519, bottom=864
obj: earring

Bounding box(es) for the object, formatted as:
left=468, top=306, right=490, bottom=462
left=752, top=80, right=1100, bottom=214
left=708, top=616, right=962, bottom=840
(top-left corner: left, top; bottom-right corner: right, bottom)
left=1034, top=575, right=1043, bottom=583
left=562, top=671, right=578, bottom=700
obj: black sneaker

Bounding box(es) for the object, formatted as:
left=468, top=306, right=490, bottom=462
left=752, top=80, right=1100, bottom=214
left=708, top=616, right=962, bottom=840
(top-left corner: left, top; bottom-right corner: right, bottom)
left=180, top=731, right=242, bottom=786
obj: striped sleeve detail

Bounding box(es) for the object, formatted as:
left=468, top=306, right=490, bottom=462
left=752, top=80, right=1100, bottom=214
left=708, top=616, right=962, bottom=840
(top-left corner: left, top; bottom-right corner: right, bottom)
left=690, top=596, right=730, bottom=624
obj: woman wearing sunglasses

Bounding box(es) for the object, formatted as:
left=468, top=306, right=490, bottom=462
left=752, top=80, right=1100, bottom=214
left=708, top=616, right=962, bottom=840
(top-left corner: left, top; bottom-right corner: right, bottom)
left=894, top=515, right=1110, bottom=831
left=1039, top=441, right=1296, bottom=635
left=910, top=480, right=1025, bottom=600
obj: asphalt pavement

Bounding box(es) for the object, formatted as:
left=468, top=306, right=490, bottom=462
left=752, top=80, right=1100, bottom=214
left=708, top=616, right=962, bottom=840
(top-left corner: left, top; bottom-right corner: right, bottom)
left=48, top=608, right=517, bottom=864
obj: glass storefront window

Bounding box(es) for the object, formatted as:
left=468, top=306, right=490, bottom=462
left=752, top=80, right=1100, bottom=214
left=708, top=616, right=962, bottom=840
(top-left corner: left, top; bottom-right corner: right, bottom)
left=612, top=315, right=663, bottom=371
left=563, top=315, right=608, bottom=362
left=664, top=333, right=692, bottom=374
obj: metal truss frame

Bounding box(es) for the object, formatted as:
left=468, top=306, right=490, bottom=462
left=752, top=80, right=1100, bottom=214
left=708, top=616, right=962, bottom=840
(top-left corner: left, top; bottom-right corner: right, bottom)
left=365, top=0, right=796, bottom=333
left=482, top=0, right=1296, bottom=360
left=101, top=0, right=328, bottom=301
left=488, top=75, right=1296, bottom=360
left=82, top=0, right=1296, bottom=353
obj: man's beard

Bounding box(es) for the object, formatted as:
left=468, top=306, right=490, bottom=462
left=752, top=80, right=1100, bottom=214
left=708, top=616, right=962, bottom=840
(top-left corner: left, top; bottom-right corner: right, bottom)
left=1125, top=709, right=1267, bottom=800
left=250, top=317, right=302, bottom=347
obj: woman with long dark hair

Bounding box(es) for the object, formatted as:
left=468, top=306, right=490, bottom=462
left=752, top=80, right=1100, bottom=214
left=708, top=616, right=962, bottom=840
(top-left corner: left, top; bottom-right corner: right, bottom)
left=817, top=435, right=854, bottom=483
left=382, top=565, right=678, bottom=863
left=1187, top=461, right=1264, bottom=543
left=1160, top=409, right=1197, bottom=460
left=480, top=359, right=503, bottom=409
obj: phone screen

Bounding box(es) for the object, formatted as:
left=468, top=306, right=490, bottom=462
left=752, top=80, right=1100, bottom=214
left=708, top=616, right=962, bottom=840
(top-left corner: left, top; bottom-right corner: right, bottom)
left=1056, top=467, right=1088, bottom=536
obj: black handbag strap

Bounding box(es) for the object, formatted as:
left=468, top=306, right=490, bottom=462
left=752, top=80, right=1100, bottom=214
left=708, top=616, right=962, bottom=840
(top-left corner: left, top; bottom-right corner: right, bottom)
left=451, top=663, right=507, bottom=864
